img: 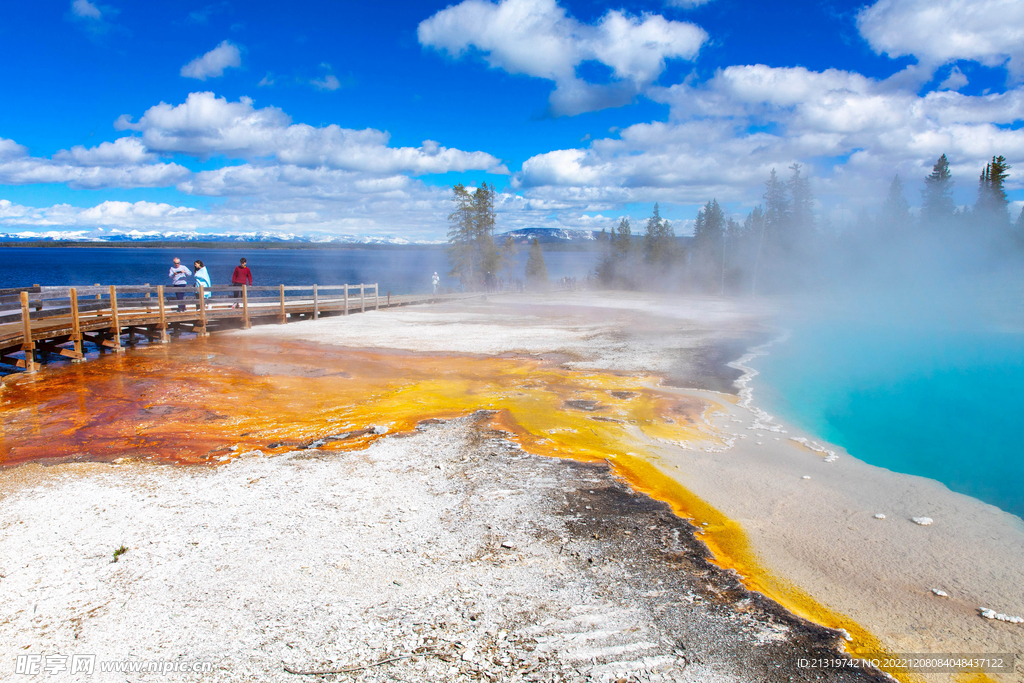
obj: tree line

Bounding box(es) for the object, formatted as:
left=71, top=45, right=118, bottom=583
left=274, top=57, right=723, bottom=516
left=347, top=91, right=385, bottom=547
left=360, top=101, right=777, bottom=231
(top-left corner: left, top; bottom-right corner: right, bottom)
left=595, top=154, right=1022, bottom=294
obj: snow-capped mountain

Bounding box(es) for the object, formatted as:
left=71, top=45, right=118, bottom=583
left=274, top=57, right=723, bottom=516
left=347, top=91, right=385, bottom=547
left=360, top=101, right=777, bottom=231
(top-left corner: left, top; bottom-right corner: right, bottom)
left=0, top=229, right=421, bottom=245
left=498, top=228, right=596, bottom=244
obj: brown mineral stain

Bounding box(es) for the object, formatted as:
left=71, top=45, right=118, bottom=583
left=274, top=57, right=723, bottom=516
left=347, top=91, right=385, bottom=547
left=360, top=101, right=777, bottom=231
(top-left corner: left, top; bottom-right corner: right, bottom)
left=0, top=336, right=926, bottom=681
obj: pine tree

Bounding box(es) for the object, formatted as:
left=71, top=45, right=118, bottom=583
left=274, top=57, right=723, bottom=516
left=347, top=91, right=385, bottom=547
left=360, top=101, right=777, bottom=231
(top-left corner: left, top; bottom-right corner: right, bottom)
left=643, top=203, right=676, bottom=270
left=446, top=184, right=476, bottom=286
left=975, top=155, right=1011, bottom=226
left=787, top=163, right=814, bottom=244
left=614, top=217, right=631, bottom=260
left=473, top=183, right=501, bottom=286
left=921, top=154, right=955, bottom=223
left=446, top=182, right=503, bottom=290
left=880, top=174, right=911, bottom=233
left=525, top=238, right=548, bottom=288
left=693, top=199, right=726, bottom=292
left=751, top=170, right=789, bottom=294
left=763, top=169, right=789, bottom=238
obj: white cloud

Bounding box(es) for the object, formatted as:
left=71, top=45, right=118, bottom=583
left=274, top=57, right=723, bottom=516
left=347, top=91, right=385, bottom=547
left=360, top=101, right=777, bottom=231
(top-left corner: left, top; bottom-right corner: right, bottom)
left=180, top=40, right=242, bottom=80
left=258, top=72, right=275, bottom=87
left=0, top=136, right=186, bottom=190
left=664, top=0, right=715, bottom=7
left=115, top=92, right=506, bottom=175
left=0, top=157, right=190, bottom=190
left=857, top=0, right=1024, bottom=80
left=52, top=137, right=156, bottom=166
left=418, top=0, right=706, bottom=115
left=506, top=63, right=1024, bottom=214
left=0, top=138, right=28, bottom=161
left=311, top=74, right=341, bottom=91
left=939, top=66, right=969, bottom=91
left=71, top=0, right=102, bottom=19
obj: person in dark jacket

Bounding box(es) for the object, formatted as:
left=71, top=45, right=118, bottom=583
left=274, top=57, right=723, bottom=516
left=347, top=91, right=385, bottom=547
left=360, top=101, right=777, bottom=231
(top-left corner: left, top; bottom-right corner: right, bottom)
left=231, top=258, right=253, bottom=307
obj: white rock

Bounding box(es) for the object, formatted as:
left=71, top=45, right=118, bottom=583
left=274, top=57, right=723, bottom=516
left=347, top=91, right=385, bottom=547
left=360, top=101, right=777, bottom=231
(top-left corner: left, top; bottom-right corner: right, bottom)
left=980, top=608, right=1024, bottom=623
left=874, top=513, right=886, bottom=519
left=801, top=476, right=811, bottom=480
left=931, top=588, right=948, bottom=597
left=501, top=541, right=514, bottom=549
left=912, top=517, right=933, bottom=526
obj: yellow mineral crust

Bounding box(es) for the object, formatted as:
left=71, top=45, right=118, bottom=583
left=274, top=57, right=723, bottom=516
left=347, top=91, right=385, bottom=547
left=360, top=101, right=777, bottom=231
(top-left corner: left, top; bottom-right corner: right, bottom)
left=0, top=337, right=929, bottom=681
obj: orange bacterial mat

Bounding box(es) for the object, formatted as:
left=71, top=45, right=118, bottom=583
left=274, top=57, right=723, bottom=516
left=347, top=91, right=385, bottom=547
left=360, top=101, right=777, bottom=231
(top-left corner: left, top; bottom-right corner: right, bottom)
left=0, top=336, right=926, bottom=681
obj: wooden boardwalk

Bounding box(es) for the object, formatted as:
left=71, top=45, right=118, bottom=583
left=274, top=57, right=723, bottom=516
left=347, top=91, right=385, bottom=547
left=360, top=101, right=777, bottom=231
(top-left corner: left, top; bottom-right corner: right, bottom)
left=0, top=283, right=475, bottom=374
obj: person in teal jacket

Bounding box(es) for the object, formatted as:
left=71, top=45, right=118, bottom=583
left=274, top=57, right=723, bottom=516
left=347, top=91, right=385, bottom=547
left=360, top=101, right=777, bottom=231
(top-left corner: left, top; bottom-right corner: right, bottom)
left=193, top=259, right=212, bottom=310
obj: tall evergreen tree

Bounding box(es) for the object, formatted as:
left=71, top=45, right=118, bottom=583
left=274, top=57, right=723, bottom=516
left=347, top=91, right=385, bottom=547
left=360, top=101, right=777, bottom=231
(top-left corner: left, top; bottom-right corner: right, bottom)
left=446, top=183, right=477, bottom=286
left=880, top=174, right=911, bottom=234
left=446, top=183, right=502, bottom=290
left=473, top=182, right=501, bottom=282
left=921, top=154, right=955, bottom=223
left=693, top=199, right=725, bottom=249
left=763, top=169, right=789, bottom=238
left=643, top=203, right=676, bottom=270
left=525, top=238, right=548, bottom=288
left=975, top=155, right=1011, bottom=226
left=614, top=217, right=631, bottom=260
left=787, top=163, right=814, bottom=245
left=693, top=199, right=726, bottom=292
left=752, top=169, right=789, bottom=294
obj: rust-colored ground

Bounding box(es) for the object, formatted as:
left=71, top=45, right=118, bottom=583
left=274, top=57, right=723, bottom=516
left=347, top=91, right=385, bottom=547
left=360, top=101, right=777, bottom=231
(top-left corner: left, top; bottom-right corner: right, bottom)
left=0, top=337, right=915, bottom=679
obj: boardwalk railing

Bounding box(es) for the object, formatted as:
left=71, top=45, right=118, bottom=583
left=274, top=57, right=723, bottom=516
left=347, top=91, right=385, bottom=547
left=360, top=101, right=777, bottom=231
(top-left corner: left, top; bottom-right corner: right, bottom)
left=0, top=283, right=472, bottom=373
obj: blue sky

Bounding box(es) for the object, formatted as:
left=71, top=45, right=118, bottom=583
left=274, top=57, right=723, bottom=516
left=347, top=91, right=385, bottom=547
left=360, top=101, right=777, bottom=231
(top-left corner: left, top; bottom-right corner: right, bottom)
left=1, top=0, right=1022, bottom=239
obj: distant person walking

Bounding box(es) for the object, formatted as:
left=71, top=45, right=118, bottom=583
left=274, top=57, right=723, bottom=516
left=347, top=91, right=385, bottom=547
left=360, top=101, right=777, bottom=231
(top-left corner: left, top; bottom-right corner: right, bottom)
left=432, top=271, right=439, bottom=295
left=169, top=257, right=192, bottom=312
left=232, top=258, right=253, bottom=307
left=193, top=260, right=212, bottom=310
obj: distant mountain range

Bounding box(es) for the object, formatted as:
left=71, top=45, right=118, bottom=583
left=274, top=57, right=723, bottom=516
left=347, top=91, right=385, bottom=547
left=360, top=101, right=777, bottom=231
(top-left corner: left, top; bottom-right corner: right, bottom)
left=0, top=227, right=603, bottom=245
left=0, top=229, right=420, bottom=245
left=499, top=228, right=597, bottom=244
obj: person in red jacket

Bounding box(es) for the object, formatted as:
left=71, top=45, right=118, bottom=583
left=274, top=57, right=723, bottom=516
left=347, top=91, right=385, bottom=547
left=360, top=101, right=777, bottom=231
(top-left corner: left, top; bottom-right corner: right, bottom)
left=231, top=257, right=253, bottom=307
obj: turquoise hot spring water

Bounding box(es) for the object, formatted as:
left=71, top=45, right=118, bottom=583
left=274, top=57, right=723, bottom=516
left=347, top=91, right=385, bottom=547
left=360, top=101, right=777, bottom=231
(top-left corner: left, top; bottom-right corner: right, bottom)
left=752, top=309, right=1024, bottom=521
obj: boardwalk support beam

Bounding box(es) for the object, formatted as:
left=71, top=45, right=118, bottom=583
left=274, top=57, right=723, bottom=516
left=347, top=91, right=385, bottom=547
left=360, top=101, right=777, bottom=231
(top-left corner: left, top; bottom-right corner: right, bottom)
left=106, top=286, right=124, bottom=353
left=70, top=287, right=84, bottom=359
left=157, top=285, right=169, bottom=343
left=19, top=291, right=36, bottom=373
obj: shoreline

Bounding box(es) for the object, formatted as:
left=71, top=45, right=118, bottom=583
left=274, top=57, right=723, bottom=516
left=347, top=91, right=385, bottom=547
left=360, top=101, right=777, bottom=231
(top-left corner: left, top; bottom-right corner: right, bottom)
left=1, top=291, right=1021, bottom=681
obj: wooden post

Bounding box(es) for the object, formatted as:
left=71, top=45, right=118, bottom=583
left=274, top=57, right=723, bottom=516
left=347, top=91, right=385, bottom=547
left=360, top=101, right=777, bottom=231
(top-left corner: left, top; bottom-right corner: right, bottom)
left=32, top=284, right=42, bottom=312
left=70, top=288, right=84, bottom=359
left=312, top=284, right=319, bottom=320
left=344, top=284, right=349, bottom=315
left=374, top=283, right=379, bottom=310
left=242, top=285, right=251, bottom=329
left=279, top=284, right=287, bottom=324
left=157, top=285, right=169, bottom=343
left=145, top=283, right=151, bottom=305
left=360, top=284, right=365, bottom=313
left=107, top=285, right=123, bottom=352
left=197, top=285, right=208, bottom=336
left=95, top=283, right=101, bottom=300
left=19, top=291, right=36, bottom=373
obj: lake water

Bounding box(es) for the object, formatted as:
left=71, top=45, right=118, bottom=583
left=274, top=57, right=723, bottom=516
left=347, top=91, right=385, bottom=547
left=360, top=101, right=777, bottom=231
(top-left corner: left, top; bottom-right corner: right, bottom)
left=752, top=301, right=1024, bottom=521
left=0, top=246, right=599, bottom=294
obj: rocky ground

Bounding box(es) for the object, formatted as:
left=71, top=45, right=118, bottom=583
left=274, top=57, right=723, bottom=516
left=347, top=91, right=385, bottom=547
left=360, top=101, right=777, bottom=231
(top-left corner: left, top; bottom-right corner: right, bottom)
left=1, top=410, right=887, bottom=682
